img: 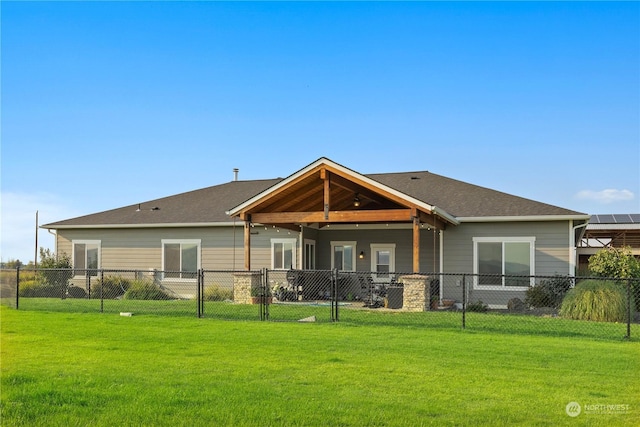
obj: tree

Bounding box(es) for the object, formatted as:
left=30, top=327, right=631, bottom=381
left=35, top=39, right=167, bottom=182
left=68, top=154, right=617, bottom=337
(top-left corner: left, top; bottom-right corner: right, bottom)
left=588, top=246, right=640, bottom=312
left=588, top=246, right=640, bottom=279
left=37, top=248, right=73, bottom=298
left=38, top=248, right=72, bottom=269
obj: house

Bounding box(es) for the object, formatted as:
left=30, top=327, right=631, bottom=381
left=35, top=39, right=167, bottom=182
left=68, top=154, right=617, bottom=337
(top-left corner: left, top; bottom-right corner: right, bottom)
left=42, top=157, right=589, bottom=307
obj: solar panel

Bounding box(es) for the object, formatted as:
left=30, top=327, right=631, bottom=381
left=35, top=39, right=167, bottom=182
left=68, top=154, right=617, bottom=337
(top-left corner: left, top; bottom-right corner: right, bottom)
left=590, top=213, right=640, bottom=224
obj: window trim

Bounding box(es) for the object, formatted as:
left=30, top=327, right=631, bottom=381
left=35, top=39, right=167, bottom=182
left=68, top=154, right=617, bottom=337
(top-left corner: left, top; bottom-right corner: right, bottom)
left=304, top=239, right=316, bottom=270
left=72, top=240, right=101, bottom=277
left=271, top=238, right=297, bottom=270
left=330, top=241, right=357, bottom=272
left=370, top=243, right=396, bottom=282
left=161, top=239, right=201, bottom=281
left=472, top=237, right=535, bottom=290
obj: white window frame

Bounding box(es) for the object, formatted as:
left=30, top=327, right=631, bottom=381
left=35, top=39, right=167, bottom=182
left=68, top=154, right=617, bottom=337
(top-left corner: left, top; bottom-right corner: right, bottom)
left=161, top=239, right=201, bottom=281
left=72, top=240, right=101, bottom=277
left=473, top=237, right=535, bottom=290
left=330, top=241, right=357, bottom=272
left=304, top=239, right=316, bottom=270
left=271, top=238, right=297, bottom=270
left=370, top=243, right=396, bottom=282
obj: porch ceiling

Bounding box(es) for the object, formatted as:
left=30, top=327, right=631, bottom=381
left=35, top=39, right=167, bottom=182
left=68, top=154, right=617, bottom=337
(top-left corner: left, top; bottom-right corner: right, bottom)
left=233, top=163, right=449, bottom=230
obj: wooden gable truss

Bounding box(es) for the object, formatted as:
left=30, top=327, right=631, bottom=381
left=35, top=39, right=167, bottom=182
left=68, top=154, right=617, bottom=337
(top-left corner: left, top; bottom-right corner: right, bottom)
left=227, top=159, right=456, bottom=272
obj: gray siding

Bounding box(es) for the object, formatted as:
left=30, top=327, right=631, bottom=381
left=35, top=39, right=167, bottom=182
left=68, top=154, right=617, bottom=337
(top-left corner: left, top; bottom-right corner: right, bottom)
left=57, top=226, right=286, bottom=271
left=315, top=228, right=439, bottom=273
left=440, top=220, right=571, bottom=306
left=442, top=221, right=571, bottom=275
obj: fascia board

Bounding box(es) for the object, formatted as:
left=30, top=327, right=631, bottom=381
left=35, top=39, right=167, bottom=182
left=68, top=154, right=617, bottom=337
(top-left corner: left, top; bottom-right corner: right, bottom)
left=41, top=222, right=241, bottom=230
left=457, top=215, right=591, bottom=223
left=226, top=157, right=459, bottom=225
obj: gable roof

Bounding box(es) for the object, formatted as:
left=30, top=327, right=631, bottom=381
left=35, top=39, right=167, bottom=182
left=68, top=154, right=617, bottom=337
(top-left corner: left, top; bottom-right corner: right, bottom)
left=43, top=179, right=281, bottom=229
left=370, top=170, right=585, bottom=220
left=43, top=158, right=587, bottom=229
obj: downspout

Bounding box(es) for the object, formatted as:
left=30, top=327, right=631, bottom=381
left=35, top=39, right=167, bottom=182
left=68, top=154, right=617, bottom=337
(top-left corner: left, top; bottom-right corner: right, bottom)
left=47, top=229, right=57, bottom=258
left=570, top=220, right=589, bottom=276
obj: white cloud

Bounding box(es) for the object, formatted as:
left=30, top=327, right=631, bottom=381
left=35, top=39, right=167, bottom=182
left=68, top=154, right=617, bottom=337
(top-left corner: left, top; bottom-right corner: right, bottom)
left=575, top=189, right=635, bottom=204
left=0, top=192, right=80, bottom=263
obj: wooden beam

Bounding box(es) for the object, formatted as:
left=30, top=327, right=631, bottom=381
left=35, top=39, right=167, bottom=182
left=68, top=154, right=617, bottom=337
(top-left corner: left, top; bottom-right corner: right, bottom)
left=417, top=211, right=447, bottom=231
left=251, top=209, right=412, bottom=224
left=413, top=214, right=420, bottom=273
left=244, top=219, right=251, bottom=271
left=323, top=170, right=330, bottom=220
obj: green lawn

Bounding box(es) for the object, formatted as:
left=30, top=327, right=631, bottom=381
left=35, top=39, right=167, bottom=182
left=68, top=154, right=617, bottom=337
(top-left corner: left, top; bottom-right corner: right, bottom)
left=1, top=306, right=638, bottom=426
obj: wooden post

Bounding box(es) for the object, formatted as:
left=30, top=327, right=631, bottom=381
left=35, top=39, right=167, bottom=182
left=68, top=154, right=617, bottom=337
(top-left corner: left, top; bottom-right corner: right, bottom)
left=244, top=216, right=251, bottom=271
left=413, top=213, right=420, bottom=273
left=322, top=169, right=330, bottom=220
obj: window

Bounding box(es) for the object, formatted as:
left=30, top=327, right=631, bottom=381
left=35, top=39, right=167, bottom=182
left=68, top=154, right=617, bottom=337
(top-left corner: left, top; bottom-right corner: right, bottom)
left=162, top=239, right=200, bottom=279
left=272, top=239, right=296, bottom=270
left=473, top=237, right=535, bottom=289
left=370, top=244, right=396, bottom=281
left=331, top=241, right=356, bottom=271
left=73, top=240, right=100, bottom=276
left=304, top=239, right=316, bottom=270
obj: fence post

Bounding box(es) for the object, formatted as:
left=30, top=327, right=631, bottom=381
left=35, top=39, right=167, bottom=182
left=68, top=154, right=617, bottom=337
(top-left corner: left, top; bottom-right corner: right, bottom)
left=461, top=274, right=466, bottom=330
left=260, top=268, right=268, bottom=321
left=16, top=266, right=20, bottom=310
left=100, top=270, right=104, bottom=313
left=626, top=278, right=632, bottom=340
left=331, top=268, right=340, bottom=322
left=200, top=270, right=205, bottom=318
left=197, top=269, right=202, bottom=318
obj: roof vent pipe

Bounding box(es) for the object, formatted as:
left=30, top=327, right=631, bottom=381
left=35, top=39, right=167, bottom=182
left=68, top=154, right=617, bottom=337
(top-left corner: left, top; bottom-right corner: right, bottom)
left=233, top=168, right=239, bottom=181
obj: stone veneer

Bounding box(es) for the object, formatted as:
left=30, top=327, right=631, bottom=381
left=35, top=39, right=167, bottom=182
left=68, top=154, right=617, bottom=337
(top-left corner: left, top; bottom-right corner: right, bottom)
left=399, top=274, right=430, bottom=312
left=233, top=271, right=262, bottom=304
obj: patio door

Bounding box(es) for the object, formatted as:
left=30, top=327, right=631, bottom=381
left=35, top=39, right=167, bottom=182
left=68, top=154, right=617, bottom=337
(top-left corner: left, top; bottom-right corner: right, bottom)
left=370, top=244, right=395, bottom=283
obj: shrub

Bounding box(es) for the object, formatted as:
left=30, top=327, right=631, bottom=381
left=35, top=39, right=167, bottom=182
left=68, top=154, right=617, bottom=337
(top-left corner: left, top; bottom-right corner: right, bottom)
left=18, top=279, right=68, bottom=298
left=466, top=300, right=488, bottom=312
left=91, top=275, right=132, bottom=299
left=67, top=286, right=87, bottom=299
left=525, top=275, right=573, bottom=309
left=18, top=279, right=46, bottom=297
left=203, top=284, right=233, bottom=301
left=36, top=249, right=73, bottom=296
left=588, top=247, right=640, bottom=311
left=560, top=279, right=632, bottom=322
left=123, top=280, right=171, bottom=300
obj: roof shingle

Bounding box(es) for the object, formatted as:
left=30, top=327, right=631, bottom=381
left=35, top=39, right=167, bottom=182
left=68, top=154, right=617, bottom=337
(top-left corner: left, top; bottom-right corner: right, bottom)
left=43, top=166, right=585, bottom=228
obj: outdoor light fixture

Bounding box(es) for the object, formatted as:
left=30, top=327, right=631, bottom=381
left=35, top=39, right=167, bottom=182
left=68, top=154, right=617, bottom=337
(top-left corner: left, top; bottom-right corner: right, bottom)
left=359, top=251, right=365, bottom=259
left=353, top=194, right=361, bottom=207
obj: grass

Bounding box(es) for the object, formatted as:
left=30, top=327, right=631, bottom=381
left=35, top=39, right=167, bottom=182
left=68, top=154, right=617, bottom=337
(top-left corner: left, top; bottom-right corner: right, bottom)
left=14, top=297, right=639, bottom=341
left=1, top=306, right=639, bottom=426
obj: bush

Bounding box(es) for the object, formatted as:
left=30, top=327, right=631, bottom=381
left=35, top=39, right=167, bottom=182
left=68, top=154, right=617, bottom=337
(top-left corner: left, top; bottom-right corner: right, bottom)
left=525, top=275, right=573, bottom=309
left=18, top=279, right=67, bottom=298
left=123, top=280, right=171, bottom=300
left=91, top=275, right=132, bottom=299
left=588, top=247, right=640, bottom=312
left=203, top=284, right=233, bottom=301
left=560, top=279, right=632, bottom=322
left=67, top=286, right=87, bottom=299
left=36, top=249, right=73, bottom=296
left=466, top=300, right=488, bottom=312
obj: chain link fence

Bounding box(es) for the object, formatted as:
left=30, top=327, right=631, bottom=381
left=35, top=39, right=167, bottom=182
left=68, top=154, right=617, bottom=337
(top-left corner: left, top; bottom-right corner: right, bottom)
left=2, top=268, right=638, bottom=340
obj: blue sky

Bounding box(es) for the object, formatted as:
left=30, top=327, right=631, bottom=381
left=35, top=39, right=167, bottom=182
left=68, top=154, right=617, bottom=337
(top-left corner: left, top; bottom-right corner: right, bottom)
left=1, top=1, right=639, bottom=263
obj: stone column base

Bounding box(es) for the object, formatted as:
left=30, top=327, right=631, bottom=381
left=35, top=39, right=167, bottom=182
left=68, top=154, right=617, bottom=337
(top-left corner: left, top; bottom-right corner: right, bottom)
left=399, top=274, right=430, bottom=312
